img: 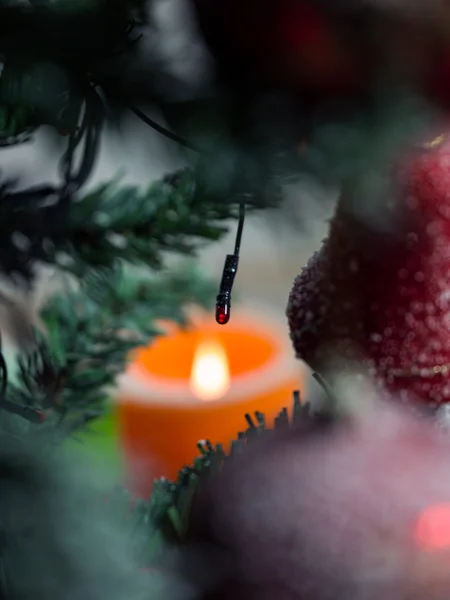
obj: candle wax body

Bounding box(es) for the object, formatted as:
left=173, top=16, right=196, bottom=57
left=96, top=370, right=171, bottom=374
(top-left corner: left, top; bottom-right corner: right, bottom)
left=117, top=314, right=302, bottom=497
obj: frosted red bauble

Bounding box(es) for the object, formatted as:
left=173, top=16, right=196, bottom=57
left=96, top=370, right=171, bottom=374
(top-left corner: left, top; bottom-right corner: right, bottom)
left=287, top=131, right=450, bottom=406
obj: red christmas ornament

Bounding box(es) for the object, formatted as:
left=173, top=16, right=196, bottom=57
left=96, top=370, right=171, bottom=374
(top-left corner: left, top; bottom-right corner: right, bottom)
left=287, top=129, right=450, bottom=405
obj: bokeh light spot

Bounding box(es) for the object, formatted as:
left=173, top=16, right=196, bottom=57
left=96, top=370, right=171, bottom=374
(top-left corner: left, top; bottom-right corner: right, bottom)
left=415, top=503, right=450, bottom=551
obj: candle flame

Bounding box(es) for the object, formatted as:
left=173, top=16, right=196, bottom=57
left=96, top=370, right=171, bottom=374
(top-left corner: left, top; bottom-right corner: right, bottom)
left=190, top=340, right=230, bottom=401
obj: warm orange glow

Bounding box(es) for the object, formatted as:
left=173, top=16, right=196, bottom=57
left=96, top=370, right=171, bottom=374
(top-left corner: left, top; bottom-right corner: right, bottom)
left=415, top=503, right=450, bottom=551
left=118, top=310, right=304, bottom=496
left=134, top=323, right=276, bottom=381
left=189, top=340, right=230, bottom=401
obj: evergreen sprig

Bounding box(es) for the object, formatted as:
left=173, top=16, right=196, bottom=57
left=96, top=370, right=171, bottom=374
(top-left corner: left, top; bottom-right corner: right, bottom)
left=1, top=263, right=216, bottom=438
left=0, top=168, right=239, bottom=279
left=49, top=168, right=241, bottom=276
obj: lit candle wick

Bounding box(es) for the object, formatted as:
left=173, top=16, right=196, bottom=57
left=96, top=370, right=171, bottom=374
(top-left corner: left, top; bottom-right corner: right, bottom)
left=190, top=341, right=230, bottom=401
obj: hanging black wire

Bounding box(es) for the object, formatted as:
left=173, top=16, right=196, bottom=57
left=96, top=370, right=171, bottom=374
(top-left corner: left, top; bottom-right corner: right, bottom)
left=59, top=86, right=104, bottom=198
left=0, top=81, right=104, bottom=423
left=234, top=202, right=245, bottom=255
left=0, top=83, right=103, bottom=279
left=129, top=105, right=199, bottom=152
left=128, top=98, right=247, bottom=326
left=0, top=85, right=103, bottom=210
left=215, top=202, right=246, bottom=325
left=0, top=337, right=6, bottom=400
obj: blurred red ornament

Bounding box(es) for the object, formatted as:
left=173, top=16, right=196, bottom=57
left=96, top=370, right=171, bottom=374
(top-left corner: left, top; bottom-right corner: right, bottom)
left=287, top=129, right=450, bottom=405
left=186, top=404, right=450, bottom=599
left=190, top=0, right=450, bottom=107
left=191, top=0, right=363, bottom=94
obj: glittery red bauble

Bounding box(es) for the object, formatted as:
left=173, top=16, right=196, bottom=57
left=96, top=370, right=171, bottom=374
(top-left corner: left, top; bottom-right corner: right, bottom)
left=287, top=130, right=450, bottom=406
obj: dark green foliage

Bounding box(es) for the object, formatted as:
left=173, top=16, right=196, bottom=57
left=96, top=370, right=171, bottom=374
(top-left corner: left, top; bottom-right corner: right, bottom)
left=0, top=167, right=239, bottom=279
left=0, top=0, right=147, bottom=147
left=1, top=263, right=217, bottom=439
left=0, top=163, right=240, bottom=440
left=44, top=168, right=242, bottom=276
left=0, top=0, right=147, bottom=72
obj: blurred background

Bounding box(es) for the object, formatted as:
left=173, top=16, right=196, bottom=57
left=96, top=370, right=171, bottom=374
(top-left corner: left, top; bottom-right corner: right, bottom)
left=6, top=3, right=450, bottom=598
left=0, top=0, right=337, bottom=484
left=0, top=0, right=337, bottom=343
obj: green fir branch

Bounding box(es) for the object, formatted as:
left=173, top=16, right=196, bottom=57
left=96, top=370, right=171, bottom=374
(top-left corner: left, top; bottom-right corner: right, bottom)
left=44, top=168, right=239, bottom=277
left=2, top=263, right=216, bottom=438
left=0, top=167, right=242, bottom=279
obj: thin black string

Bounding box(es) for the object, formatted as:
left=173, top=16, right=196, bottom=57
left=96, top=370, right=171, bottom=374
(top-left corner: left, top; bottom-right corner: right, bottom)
left=129, top=99, right=247, bottom=324
left=234, top=202, right=246, bottom=255
left=0, top=341, right=7, bottom=399
left=129, top=105, right=200, bottom=152
left=0, top=86, right=103, bottom=423
left=215, top=202, right=247, bottom=324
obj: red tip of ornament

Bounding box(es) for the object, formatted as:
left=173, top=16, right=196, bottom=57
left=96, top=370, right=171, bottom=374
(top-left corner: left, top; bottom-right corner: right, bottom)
left=216, top=304, right=230, bottom=325
left=415, top=503, right=450, bottom=551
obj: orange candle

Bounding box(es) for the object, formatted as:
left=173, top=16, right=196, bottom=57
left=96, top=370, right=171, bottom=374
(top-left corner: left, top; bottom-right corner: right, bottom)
left=116, top=306, right=304, bottom=496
